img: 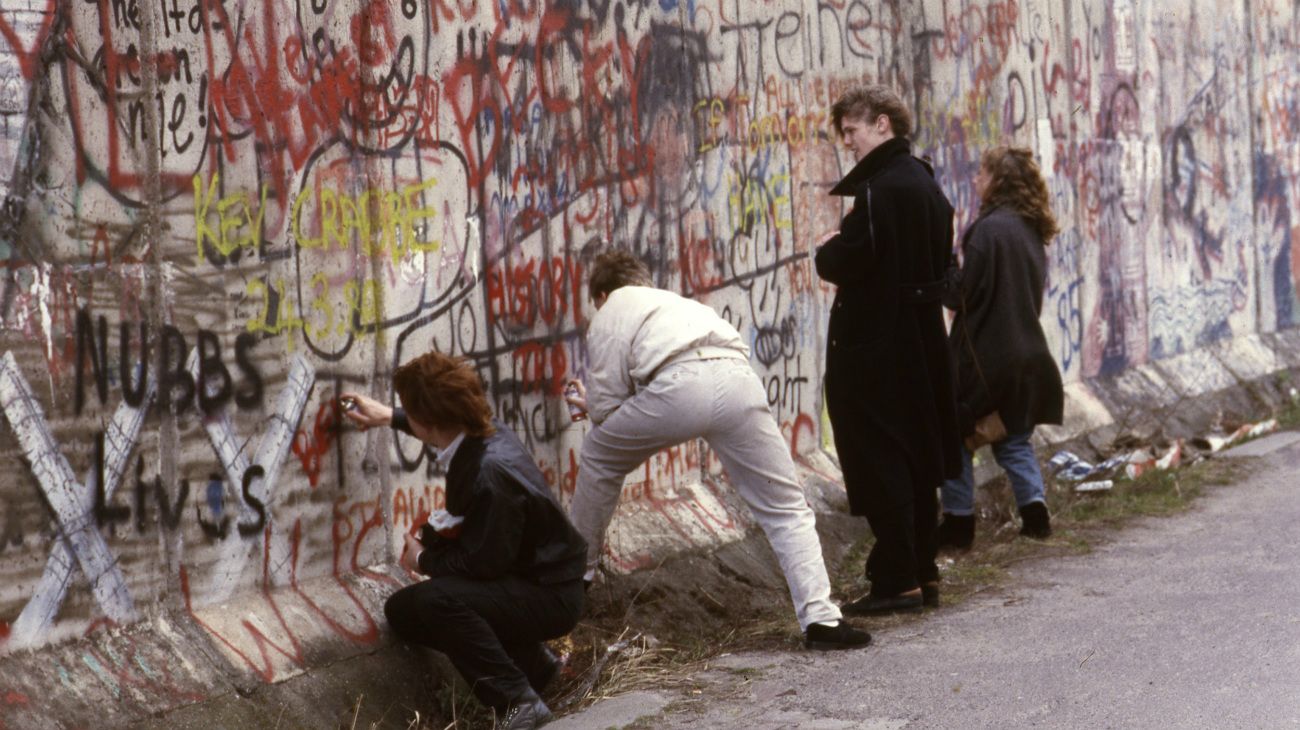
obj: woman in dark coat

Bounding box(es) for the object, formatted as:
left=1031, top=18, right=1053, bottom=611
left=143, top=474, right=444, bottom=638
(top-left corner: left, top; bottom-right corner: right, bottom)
left=815, top=84, right=962, bottom=615
left=937, top=146, right=1065, bottom=548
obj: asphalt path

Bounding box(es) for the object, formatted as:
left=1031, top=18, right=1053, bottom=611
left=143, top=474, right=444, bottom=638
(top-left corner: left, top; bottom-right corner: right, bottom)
left=554, top=431, right=1300, bottom=729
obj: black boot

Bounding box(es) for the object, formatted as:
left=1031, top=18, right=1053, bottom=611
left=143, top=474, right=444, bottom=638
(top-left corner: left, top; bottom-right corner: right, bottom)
left=1019, top=501, right=1051, bottom=539
left=499, top=694, right=552, bottom=730
left=936, top=513, right=975, bottom=550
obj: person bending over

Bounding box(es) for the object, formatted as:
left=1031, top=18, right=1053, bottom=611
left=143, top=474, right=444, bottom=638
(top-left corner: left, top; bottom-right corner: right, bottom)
left=342, top=352, right=587, bottom=730
left=564, top=249, right=871, bottom=651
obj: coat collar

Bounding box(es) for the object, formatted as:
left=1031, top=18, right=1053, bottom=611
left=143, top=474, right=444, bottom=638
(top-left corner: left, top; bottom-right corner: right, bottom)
left=965, top=204, right=999, bottom=233
left=446, top=433, right=486, bottom=481
left=439, top=432, right=482, bottom=512
left=829, top=136, right=914, bottom=196
left=434, top=431, right=467, bottom=471
left=961, top=205, right=1015, bottom=244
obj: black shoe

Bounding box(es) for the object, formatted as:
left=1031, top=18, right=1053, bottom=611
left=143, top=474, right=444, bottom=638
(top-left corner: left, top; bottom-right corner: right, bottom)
left=804, top=620, right=872, bottom=650
left=920, top=582, right=939, bottom=608
left=1019, top=501, right=1051, bottom=539
left=499, top=695, right=552, bottom=730
left=526, top=645, right=560, bottom=695
left=842, top=591, right=924, bottom=616
left=936, top=513, right=975, bottom=550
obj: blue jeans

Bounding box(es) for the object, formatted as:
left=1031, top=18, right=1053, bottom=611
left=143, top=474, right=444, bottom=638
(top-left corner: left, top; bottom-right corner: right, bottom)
left=941, top=430, right=1047, bottom=516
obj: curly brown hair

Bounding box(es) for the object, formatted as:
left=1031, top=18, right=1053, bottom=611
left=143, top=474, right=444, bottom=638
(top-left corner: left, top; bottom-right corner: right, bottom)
left=588, top=249, right=652, bottom=299
left=979, top=146, right=1060, bottom=243
left=830, top=84, right=911, bottom=138
left=392, top=351, right=494, bottom=437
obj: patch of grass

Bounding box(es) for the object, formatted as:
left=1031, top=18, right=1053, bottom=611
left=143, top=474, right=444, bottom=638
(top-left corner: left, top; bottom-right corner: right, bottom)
left=432, top=679, right=494, bottom=730
left=392, top=627, right=730, bottom=729
left=1268, top=369, right=1300, bottom=429
left=938, top=560, right=1011, bottom=605
left=337, top=693, right=455, bottom=730
left=1058, top=470, right=1198, bottom=523
left=1276, top=400, right=1300, bottom=430
left=1053, top=453, right=1242, bottom=525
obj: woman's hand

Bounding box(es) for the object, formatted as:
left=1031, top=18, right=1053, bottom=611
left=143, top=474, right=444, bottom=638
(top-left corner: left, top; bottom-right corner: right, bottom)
left=400, top=532, right=424, bottom=573
left=339, top=392, right=392, bottom=432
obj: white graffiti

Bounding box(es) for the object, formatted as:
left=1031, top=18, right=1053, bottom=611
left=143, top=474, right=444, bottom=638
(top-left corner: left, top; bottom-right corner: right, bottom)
left=194, top=353, right=316, bottom=602
left=0, top=352, right=144, bottom=644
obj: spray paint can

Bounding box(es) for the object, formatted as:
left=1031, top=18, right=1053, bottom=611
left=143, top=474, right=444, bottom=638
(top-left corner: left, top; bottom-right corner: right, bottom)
left=564, top=383, right=587, bottom=422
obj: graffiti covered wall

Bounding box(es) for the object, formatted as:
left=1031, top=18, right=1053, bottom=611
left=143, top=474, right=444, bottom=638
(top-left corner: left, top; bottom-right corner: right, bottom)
left=0, top=0, right=1296, bottom=686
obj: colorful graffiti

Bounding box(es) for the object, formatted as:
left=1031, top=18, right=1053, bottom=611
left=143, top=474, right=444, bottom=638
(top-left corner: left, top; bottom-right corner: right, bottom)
left=0, top=1, right=1297, bottom=717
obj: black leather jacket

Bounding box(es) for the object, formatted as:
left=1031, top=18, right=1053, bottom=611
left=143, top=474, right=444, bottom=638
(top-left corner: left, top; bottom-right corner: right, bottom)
left=393, top=413, right=587, bottom=584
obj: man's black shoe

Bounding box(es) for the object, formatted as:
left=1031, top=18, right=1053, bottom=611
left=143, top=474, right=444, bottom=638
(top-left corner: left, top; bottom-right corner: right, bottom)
left=499, top=695, right=552, bottom=730
left=1019, top=501, right=1051, bottom=539
left=843, top=591, right=924, bottom=616
left=936, top=513, right=975, bottom=550
left=804, top=621, right=872, bottom=650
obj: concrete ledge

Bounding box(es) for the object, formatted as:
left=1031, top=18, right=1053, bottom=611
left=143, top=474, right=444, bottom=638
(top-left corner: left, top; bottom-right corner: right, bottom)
left=0, top=568, right=442, bottom=730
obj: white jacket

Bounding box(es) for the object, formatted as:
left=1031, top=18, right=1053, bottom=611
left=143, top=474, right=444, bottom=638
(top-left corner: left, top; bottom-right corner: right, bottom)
left=585, top=286, right=749, bottom=424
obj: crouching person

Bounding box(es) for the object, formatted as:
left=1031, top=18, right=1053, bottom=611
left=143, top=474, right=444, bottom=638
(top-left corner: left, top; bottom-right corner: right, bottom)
left=342, top=352, right=587, bottom=730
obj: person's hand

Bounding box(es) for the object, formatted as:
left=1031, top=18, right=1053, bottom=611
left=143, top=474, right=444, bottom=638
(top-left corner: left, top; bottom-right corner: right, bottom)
left=564, top=379, right=588, bottom=412
left=400, top=532, right=423, bottom=572
left=339, top=392, right=392, bottom=432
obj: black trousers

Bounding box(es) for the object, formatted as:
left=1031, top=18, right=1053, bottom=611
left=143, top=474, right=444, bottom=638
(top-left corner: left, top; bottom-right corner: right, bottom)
left=384, top=573, right=584, bottom=711
left=826, top=380, right=939, bottom=597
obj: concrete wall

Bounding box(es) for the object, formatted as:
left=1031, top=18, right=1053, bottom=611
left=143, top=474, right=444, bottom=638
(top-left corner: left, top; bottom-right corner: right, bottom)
left=0, top=0, right=1298, bottom=720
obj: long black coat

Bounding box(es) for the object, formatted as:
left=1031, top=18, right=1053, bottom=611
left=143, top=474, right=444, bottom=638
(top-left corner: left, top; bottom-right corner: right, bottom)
left=816, top=137, right=962, bottom=515
left=943, top=207, right=1064, bottom=436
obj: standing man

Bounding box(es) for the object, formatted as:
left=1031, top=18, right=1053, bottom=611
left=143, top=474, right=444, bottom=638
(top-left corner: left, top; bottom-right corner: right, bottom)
left=564, top=250, right=871, bottom=651
left=342, top=352, right=587, bottom=730
left=815, top=84, right=962, bottom=614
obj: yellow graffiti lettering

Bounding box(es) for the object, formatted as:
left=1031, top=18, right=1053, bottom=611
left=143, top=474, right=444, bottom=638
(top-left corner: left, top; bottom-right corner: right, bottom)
left=403, top=178, right=441, bottom=255
left=194, top=173, right=267, bottom=262
left=291, top=178, right=441, bottom=262
left=748, top=114, right=782, bottom=151
left=770, top=173, right=792, bottom=230
left=693, top=98, right=726, bottom=153
left=305, top=272, right=333, bottom=340
left=244, top=277, right=304, bottom=352
left=194, top=174, right=218, bottom=260
left=243, top=274, right=390, bottom=349
left=292, top=186, right=322, bottom=249
left=728, top=173, right=794, bottom=233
